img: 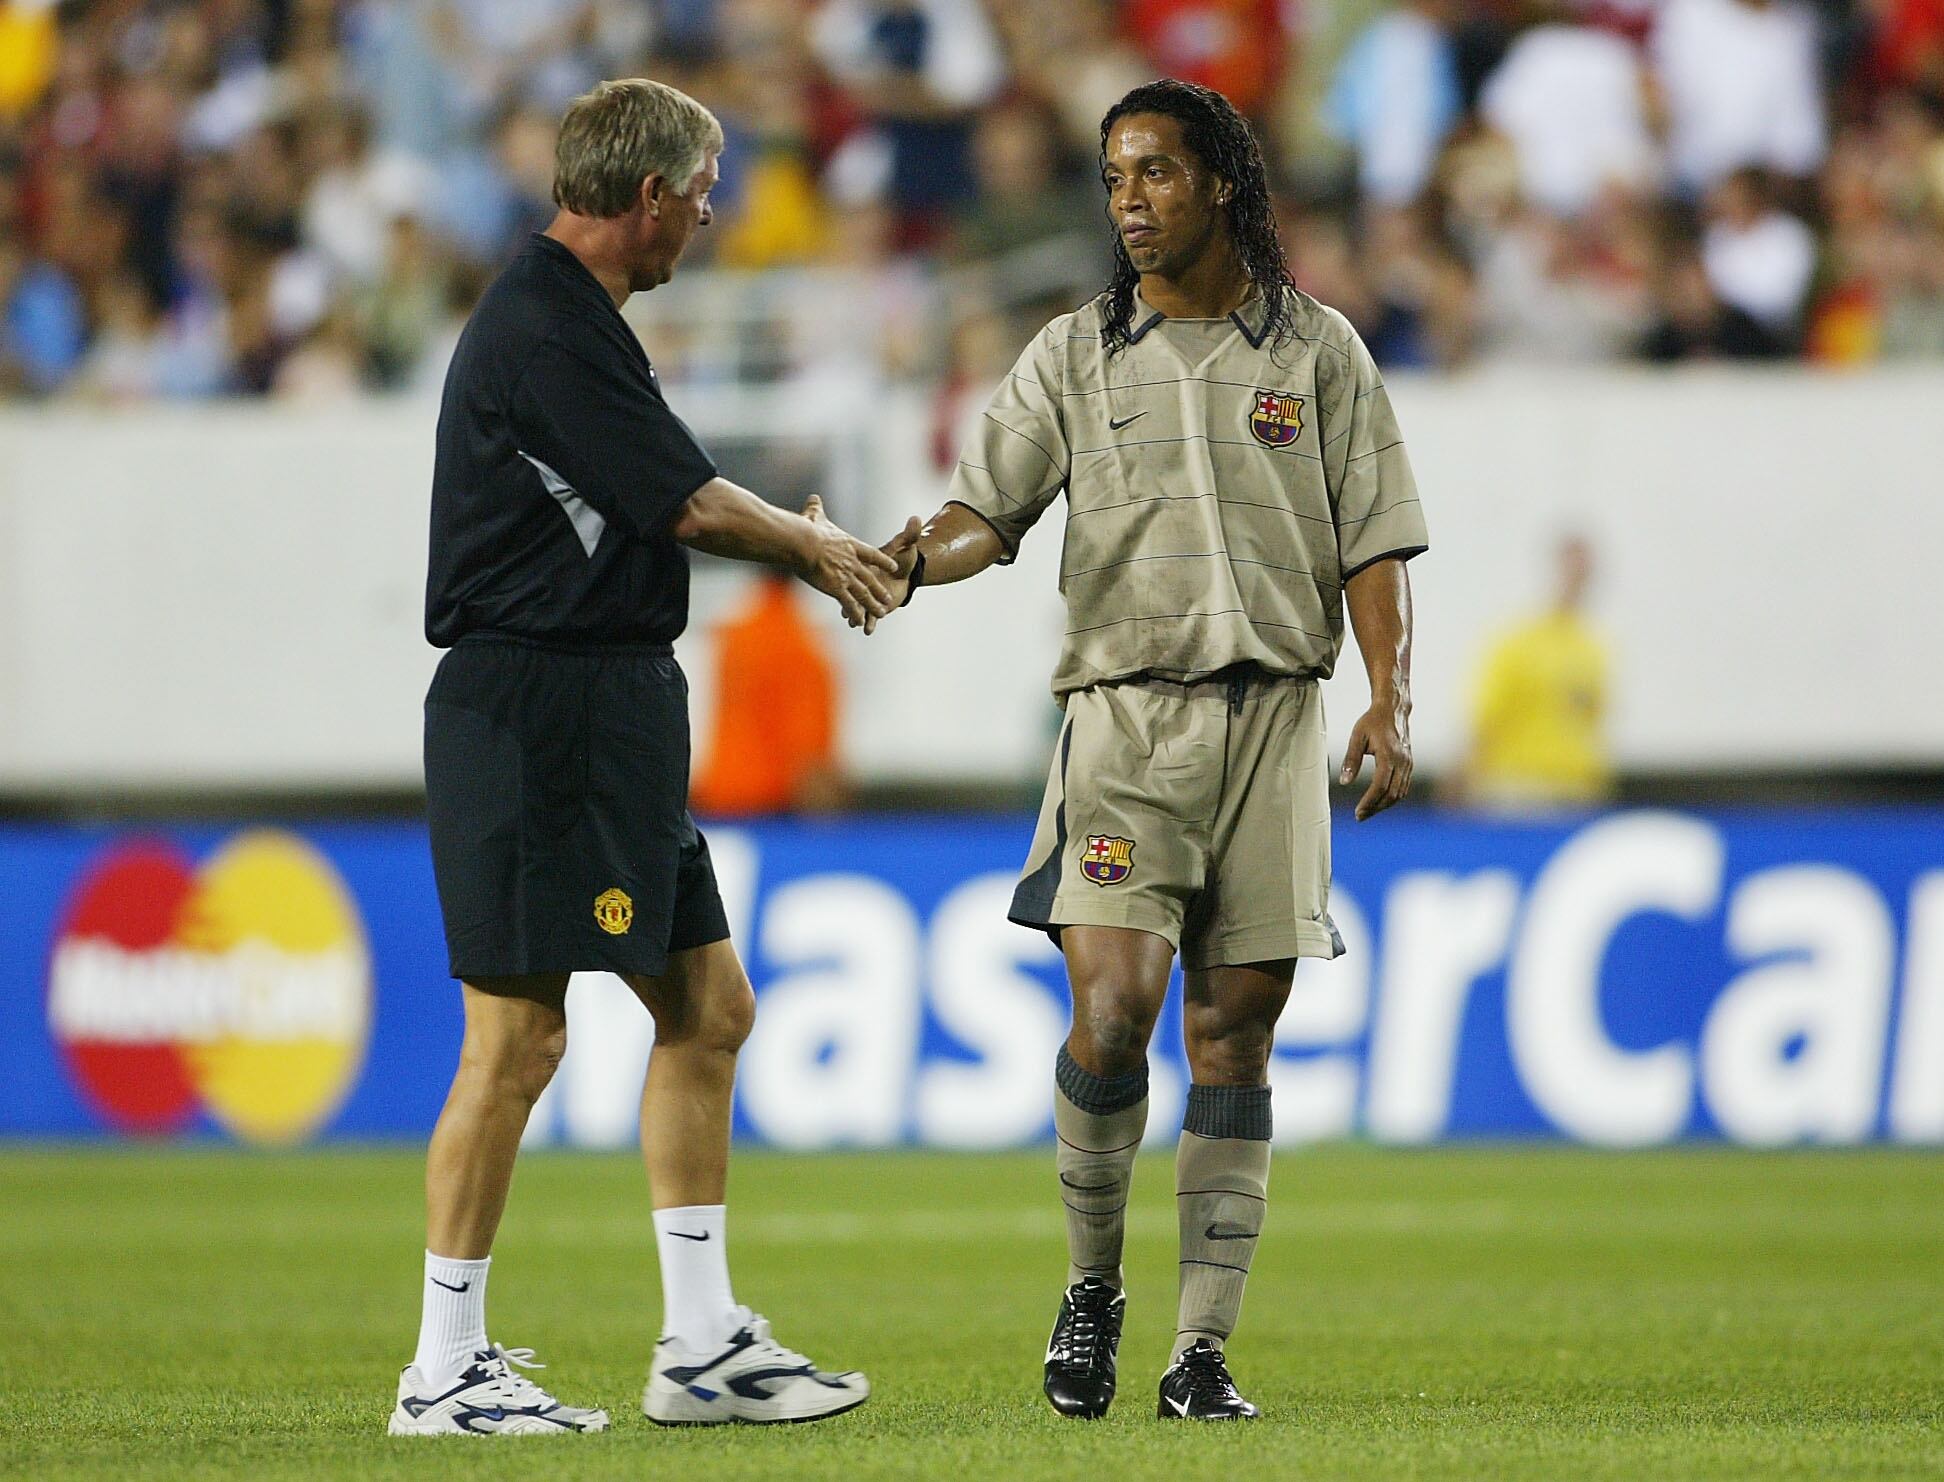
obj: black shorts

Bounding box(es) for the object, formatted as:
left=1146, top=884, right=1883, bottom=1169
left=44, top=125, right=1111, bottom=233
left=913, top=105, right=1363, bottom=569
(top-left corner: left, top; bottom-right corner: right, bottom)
left=423, top=634, right=730, bottom=980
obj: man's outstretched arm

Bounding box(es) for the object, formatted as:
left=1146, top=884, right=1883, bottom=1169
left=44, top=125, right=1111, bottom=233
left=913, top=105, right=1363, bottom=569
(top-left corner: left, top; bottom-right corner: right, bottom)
left=671, top=480, right=901, bottom=627
left=1339, top=556, right=1416, bottom=821
left=872, top=502, right=1013, bottom=621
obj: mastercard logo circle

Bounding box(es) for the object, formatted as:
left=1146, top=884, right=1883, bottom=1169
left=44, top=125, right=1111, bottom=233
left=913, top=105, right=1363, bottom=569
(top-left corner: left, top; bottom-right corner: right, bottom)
left=45, top=830, right=372, bottom=1144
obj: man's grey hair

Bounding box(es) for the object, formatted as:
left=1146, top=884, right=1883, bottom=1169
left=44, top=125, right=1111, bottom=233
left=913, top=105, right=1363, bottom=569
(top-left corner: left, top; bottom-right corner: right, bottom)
left=553, top=79, right=724, bottom=218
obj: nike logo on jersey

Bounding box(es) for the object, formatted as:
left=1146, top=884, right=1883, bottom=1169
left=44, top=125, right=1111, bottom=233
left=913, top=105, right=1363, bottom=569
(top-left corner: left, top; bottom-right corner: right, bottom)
left=1203, top=1224, right=1256, bottom=1242
left=430, top=1277, right=472, bottom=1292
left=667, top=1230, right=711, bottom=1242
left=1107, top=411, right=1148, bottom=431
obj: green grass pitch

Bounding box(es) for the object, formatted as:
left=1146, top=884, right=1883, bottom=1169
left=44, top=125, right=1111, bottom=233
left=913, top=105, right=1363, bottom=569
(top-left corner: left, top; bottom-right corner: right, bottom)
left=0, top=1146, right=1938, bottom=1480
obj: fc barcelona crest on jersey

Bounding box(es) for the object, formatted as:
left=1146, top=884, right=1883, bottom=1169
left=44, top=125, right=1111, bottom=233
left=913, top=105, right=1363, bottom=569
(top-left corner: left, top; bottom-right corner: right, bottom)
left=1248, top=389, right=1305, bottom=448
left=1081, top=835, right=1136, bottom=886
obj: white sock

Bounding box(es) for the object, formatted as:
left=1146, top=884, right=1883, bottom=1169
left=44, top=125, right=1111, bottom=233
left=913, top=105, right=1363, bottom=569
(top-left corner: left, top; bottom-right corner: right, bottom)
left=653, top=1204, right=737, bottom=1352
left=413, top=1251, right=490, bottom=1387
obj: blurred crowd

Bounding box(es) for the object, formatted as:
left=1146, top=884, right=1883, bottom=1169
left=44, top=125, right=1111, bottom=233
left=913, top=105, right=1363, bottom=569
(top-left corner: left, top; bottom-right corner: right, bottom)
left=3, top=0, right=1943, bottom=402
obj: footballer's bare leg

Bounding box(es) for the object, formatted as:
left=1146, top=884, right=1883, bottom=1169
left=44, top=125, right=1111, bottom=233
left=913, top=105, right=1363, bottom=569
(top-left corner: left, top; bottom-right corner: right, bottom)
left=1062, top=925, right=1176, bottom=1079
left=393, top=976, right=610, bottom=1435
left=1042, top=926, right=1174, bottom=1418
left=627, top=941, right=870, bottom=1425
left=1159, top=959, right=1293, bottom=1421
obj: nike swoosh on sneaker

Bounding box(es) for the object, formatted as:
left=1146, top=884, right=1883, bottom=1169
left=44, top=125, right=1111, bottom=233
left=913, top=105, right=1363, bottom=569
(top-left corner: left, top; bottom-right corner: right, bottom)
left=1108, top=412, right=1148, bottom=431
left=1164, top=1393, right=1190, bottom=1415
left=726, top=1365, right=816, bottom=1401
left=1204, top=1224, right=1256, bottom=1241
left=663, top=1332, right=756, bottom=1386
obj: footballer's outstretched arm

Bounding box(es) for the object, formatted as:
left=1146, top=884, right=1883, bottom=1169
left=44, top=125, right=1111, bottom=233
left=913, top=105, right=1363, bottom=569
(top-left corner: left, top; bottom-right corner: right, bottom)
left=1339, top=556, right=1416, bottom=821
left=877, top=501, right=1012, bottom=613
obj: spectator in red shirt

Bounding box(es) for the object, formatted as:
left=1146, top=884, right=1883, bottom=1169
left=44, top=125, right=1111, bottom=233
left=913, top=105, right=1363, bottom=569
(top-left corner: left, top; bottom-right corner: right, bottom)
left=1125, top=0, right=1289, bottom=117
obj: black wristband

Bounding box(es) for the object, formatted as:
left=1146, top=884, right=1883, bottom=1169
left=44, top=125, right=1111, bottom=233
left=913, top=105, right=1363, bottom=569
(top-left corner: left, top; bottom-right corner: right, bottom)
left=900, top=549, right=926, bottom=607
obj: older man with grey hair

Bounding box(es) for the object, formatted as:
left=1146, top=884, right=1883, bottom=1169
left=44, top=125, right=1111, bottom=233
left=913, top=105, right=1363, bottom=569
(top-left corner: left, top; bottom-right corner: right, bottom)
left=392, top=78, right=901, bottom=1437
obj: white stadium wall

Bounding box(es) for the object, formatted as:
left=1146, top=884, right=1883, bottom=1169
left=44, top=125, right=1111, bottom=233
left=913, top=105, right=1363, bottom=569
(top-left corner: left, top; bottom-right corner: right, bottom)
left=2, top=367, right=1941, bottom=792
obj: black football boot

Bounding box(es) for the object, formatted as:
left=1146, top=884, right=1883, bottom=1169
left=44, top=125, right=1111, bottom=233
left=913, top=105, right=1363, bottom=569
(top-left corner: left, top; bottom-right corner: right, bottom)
left=1156, top=1339, right=1260, bottom=1421
left=1042, top=1276, right=1125, bottom=1419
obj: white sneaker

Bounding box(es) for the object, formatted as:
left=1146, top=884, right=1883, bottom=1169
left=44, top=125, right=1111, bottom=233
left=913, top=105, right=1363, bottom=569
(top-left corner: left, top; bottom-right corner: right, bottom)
left=388, top=1344, right=610, bottom=1435
left=642, top=1307, right=869, bottom=1425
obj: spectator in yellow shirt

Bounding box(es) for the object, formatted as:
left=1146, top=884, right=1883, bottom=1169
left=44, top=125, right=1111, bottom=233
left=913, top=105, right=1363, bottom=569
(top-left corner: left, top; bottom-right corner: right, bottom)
left=0, top=2, right=56, bottom=118
left=1460, top=535, right=1614, bottom=808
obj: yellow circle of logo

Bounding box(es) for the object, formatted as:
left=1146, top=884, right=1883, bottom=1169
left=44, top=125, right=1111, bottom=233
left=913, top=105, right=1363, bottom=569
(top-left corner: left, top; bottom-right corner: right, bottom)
left=176, top=831, right=371, bottom=1144
left=594, top=888, right=633, bottom=935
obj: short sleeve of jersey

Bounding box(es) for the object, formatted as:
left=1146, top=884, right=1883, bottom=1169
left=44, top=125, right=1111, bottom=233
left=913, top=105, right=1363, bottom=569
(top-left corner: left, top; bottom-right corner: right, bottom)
left=1325, top=321, right=1429, bottom=579
left=512, top=316, right=717, bottom=541
left=943, top=325, right=1069, bottom=561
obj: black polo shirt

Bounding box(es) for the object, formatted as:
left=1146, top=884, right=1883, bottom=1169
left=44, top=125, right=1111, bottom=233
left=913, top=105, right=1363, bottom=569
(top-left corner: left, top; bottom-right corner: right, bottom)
left=424, top=233, right=717, bottom=648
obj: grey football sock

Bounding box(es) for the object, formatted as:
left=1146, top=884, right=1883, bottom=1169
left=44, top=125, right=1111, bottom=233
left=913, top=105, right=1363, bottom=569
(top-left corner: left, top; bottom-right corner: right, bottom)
left=1053, top=1047, right=1148, bottom=1290
left=1174, top=1083, right=1271, bottom=1359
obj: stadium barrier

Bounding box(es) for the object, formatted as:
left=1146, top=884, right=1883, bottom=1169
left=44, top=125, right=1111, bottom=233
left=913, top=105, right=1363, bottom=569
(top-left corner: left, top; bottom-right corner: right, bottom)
left=5, top=809, right=1939, bottom=1149
left=6, top=369, right=1944, bottom=792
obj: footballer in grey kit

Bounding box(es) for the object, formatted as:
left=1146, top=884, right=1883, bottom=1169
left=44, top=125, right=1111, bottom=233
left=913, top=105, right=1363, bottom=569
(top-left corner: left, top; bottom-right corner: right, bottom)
left=876, top=80, right=1428, bottom=1420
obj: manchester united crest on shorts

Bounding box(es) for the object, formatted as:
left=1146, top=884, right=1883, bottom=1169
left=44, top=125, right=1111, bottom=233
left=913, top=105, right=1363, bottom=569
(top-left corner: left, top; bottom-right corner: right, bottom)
left=1248, top=389, right=1305, bottom=448
left=1081, top=835, right=1135, bottom=886
left=593, top=887, right=633, bottom=935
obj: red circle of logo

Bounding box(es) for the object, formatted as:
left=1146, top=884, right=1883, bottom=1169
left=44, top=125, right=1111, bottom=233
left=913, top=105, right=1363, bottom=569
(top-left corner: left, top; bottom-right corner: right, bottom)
left=47, top=841, right=202, bottom=1134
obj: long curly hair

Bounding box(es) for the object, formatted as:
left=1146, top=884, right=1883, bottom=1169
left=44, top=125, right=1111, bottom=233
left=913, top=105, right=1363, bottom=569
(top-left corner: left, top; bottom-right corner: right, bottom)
left=1097, top=79, right=1294, bottom=356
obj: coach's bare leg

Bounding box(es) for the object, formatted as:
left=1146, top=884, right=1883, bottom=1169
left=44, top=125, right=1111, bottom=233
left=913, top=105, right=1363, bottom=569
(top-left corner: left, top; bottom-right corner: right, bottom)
left=1173, top=959, right=1294, bottom=1359
left=625, top=940, right=756, bottom=1208
left=625, top=941, right=757, bottom=1352
left=425, top=976, right=570, bottom=1258
left=627, top=939, right=871, bottom=1422
left=409, top=975, right=570, bottom=1395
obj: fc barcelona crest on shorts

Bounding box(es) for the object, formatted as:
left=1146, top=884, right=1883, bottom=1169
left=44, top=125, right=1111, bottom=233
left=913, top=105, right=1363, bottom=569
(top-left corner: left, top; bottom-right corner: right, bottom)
left=1248, top=389, right=1305, bottom=448
left=1081, top=835, right=1136, bottom=886
left=593, top=887, right=633, bottom=935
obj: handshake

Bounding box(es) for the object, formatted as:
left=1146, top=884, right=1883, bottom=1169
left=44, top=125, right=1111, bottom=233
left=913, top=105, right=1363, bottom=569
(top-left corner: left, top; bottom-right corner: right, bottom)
left=797, top=496, right=925, bottom=636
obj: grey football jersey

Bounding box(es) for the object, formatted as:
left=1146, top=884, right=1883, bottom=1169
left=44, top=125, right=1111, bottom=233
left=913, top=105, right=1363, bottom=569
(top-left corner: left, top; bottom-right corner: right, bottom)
left=945, top=288, right=1428, bottom=697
